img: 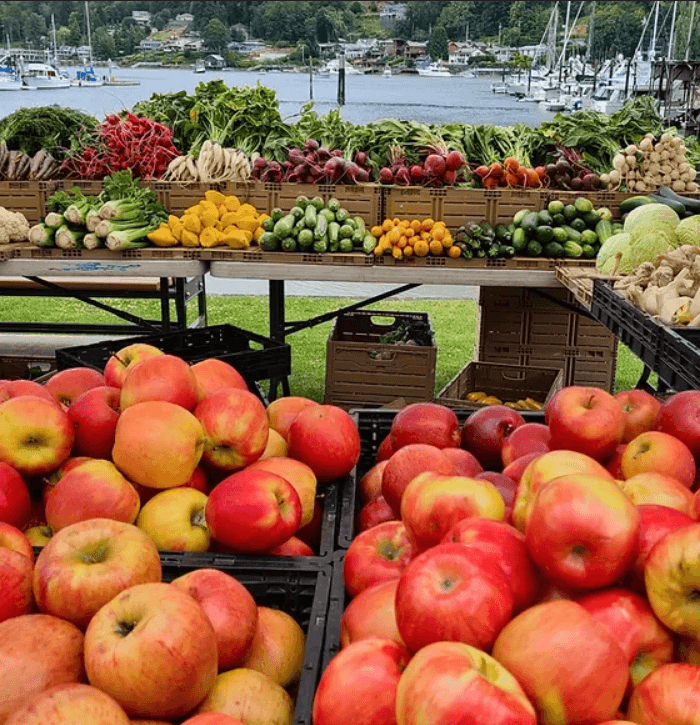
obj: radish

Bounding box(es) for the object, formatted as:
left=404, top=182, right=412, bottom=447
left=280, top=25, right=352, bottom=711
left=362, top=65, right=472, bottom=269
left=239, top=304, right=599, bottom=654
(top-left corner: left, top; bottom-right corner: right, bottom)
left=445, top=150, right=465, bottom=171
left=379, top=167, right=394, bottom=184
left=424, top=154, right=447, bottom=177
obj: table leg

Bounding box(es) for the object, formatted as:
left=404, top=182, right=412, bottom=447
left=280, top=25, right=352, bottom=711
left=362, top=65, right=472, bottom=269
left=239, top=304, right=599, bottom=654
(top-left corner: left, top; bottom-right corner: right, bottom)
left=269, top=280, right=290, bottom=400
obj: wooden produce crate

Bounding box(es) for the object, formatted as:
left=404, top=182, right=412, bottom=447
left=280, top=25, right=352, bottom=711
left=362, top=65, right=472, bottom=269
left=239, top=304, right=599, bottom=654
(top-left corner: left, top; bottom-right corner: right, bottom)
left=436, top=361, right=563, bottom=411
left=324, top=310, right=436, bottom=410
left=149, top=181, right=228, bottom=215
left=0, top=181, right=52, bottom=225
left=384, top=186, right=491, bottom=230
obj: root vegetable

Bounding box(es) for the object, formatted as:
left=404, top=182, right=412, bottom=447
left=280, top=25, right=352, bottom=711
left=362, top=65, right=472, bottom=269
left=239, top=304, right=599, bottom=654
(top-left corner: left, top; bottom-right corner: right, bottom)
left=613, top=154, right=627, bottom=172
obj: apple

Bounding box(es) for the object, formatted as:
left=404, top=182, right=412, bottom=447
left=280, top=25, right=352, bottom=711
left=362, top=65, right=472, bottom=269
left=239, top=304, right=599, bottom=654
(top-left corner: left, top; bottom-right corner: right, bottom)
left=501, top=422, right=552, bottom=468
left=0, top=462, right=30, bottom=528
left=42, top=456, right=93, bottom=507
left=33, top=518, right=162, bottom=628
left=645, top=523, right=700, bottom=637
left=492, top=601, right=630, bottom=725
left=171, top=568, right=258, bottom=671
left=627, top=662, right=700, bottom=724
left=537, top=582, right=574, bottom=603
left=0, top=522, right=34, bottom=623
left=258, top=428, right=288, bottom=460
left=312, top=639, right=411, bottom=725
left=607, top=444, right=627, bottom=479
left=615, top=389, right=662, bottom=443
left=205, top=469, right=301, bottom=553
left=401, top=471, right=505, bottom=552
left=194, top=668, right=294, bottom=725
left=655, top=391, right=700, bottom=462
left=389, top=402, right=461, bottom=451
left=103, top=343, right=164, bottom=389
left=4, top=683, right=130, bottom=725
left=288, top=405, right=360, bottom=483
left=266, top=395, right=318, bottom=441
left=112, top=401, right=205, bottom=489
left=395, top=641, right=537, bottom=725
left=340, top=580, right=404, bottom=648
left=195, top=388, right=269, bottom=472
left=460, top=405, right=526, bottom=471
left=381, top=443, right=455, bottom=517
left=191, top=357, right=248, bottom=403
left=621, top=431, right=697, bottom=488
left=356, top=496, right=396, bottom=532
left=525, top=474, right=640, bottom=590
left=577, top=588, right=675, bottom=687
left=0, top=396, right=74, bottom=476
left=441, top=447, right=484, bottom=477
left=0, top=379, right=56, bottom=404
left=377, top=434, right=393, bottom=462
left=45, top=459, right=141, bottom=531
left=120, top=354, right=198, bottom=411
left=266, top=536, right=314, bottom=556
left=343, top=521, right=413, bottom=597
left=359, top=460, right=388, bottom=504
left=475, top=471, right=518, bottom=524
left=181, top=716, right=245, bottom=725
left=442, top=518, right=540, bottom=612
left=618, top=472, right=695, bottom=514
left=85, top=582, right=218, bottom=719
left=45, top=367, right=105, bottom=409
left=0, top=613, right=85, bottom=723
left=395, top=543, right=514, bottom=653
left=136, top=487, right=209, bottom=552
left=133, top=465, right=209, bottom=507
left=67, top=386, right=121, bottom=459
left=545, top=385, right=626, bottom=462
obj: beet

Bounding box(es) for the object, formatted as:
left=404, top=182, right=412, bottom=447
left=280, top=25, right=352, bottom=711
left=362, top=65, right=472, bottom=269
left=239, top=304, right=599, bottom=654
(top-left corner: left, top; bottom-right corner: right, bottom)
left=379, top=167, right=394, bottom=184
left=445, top=150, right=465, bottom=172
left=268, top=161, right=282, bottom=172
left=424, top=154, right=447, bottom=177
left=304, top=139, right=320, bottom=153
left=293, top=163, right=306, bottom=176
left=253, top=156, right=268, bottom=170
left=394, top=167, right=411, bottom=186
left=282, top=160, right=294, bottom=171
left=288, top=149, right=305, bottom=166
left=442, top=169, right=457, bottom=185
left=355, top=151, right=368, bottom=167
left=331, top=149, right=344, bottom=158
left=410, top=164, right=427, bottom=183
left=317, top=147, right=331, bottom=162
left=305, top=153, right=318, bottom=165
left=357, top=168, right=370, bottom=183
left=582, top=172, right=599, bottom=189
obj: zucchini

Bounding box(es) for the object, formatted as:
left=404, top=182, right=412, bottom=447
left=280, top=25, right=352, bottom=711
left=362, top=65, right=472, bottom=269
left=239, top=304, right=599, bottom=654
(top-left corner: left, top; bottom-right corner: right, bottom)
left=313, top=236, right=328, bottom=253
left=619, top=195, right=656, bottom=215
left=648, top=194, right=687, bottom=217
left=314, top=214, right=328, bottom=240
left=295, top=196, right=310, bottom=210
left=262, top=217, right=275, bottom=232
left=595, top=218, right=613, bottom=244
left=335, top=208, right=349, bottom=223
left=319, top=208, right=335, bottom=223
left=310, top=196, right=325, bottom=211
left=273, top=214, right=295, bottom=238
left=281, top=236, right=297, bottom=252
left=339, top=224, right=354, bottom=239
left=327, top=198, right=340, bottom=212
left=304, top=205, right=317, bottom=229
left=270, top=207, right=284, bottom=223
left=290, top=206, right=305, bottom=220
left=353, top=217, right=366, bottom=235
left=657, top=185, right=700, bottom=214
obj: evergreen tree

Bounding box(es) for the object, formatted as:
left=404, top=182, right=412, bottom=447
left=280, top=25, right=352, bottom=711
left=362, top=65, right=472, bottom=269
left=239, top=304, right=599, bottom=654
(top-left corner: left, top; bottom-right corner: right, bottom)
left=427, top=25, right=448, bottom=60
left=203, top=17, right=229, bottom=52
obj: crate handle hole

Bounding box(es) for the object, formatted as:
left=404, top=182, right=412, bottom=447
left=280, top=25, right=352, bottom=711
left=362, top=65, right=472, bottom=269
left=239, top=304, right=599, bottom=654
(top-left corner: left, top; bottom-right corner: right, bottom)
left=369, top=316, right=397, bottom=327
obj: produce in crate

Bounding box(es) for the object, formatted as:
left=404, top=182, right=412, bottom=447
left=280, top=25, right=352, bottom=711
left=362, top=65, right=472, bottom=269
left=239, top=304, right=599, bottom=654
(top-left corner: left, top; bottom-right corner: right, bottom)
left=163, top=141, right=251, bottom=183
left=0, top=208, right=30, bottom=245
left=473, top=156, right=544, bottom=189
left=378, top=142, right=468, bottom=188
left=369, top=216, right=455, bottom=260
left=453, top=220, right=516, bottom=260
left=0, top=144, right=61, bottom=181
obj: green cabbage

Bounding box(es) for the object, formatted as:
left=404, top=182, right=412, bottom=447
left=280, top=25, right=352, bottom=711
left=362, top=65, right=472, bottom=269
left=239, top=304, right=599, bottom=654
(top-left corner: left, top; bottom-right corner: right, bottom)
left=598, top=230, right=675, bottom=274
left=675, top=215, right=700, bottom=246
left=596, top=233, right=631, bottom=272
left=623, top=203, right=680, bottom=239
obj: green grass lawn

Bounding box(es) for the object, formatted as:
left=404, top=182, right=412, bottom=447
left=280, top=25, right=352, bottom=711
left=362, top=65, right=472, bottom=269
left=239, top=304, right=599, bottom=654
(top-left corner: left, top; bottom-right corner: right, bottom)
left=0, top=295, right=646, bottom=399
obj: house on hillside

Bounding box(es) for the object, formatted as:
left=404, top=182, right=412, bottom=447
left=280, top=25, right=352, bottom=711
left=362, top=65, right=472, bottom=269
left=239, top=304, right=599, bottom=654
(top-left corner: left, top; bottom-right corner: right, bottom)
left=395, top=40, right=427, bottom=59
left=380, top=2, right=407, bottom=31
left=174, top=14, right=194, bottom=26
left=137, top=38, right=163, bottom=51
left=132, top=11, right=151, bottom=26
left=205, top=54, right=225, bottom=69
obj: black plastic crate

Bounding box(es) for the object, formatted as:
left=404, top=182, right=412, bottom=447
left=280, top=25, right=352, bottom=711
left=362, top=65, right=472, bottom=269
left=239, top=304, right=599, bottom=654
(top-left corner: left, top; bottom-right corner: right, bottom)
left=160, top=552, right=330, bottom=725
left=656, top=325, right=700, bottom=390
left=323, top=550, right=347, bottom=674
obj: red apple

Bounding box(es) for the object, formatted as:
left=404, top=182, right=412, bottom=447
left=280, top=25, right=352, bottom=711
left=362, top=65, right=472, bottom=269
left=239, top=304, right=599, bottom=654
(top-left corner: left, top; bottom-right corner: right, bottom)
left=343, top=521, right=413, bottom=597
left=45, top=367, right=105, bottom=409
left=266, top=536, right=314, bottom=556
left=627, top=663, right=700, bottom=724
left=525, top=474, right=640, bottom=590
left=356, top=496, right=396, bottom=532
left=501, top=423, right=552, bottom=468
left=615, top=389, right=662, bottom=443
left=42, top=456, right=93, bottom=507
left=359, top=460, right=388, bottom=504
left=120, top=354, right=198, bottom=411
left=266, top=396, right=318, bottom=441
left=475, top=471, right=518, bottom=523
left=312, top=638, right=411, bottom=725
left=205, top=469, right=301, bottom=553
left=377, top=434, right=393, bottom=462
left=545, top=385, right=626, bottom=462
left=340, top=580, right=404, bottom=648
left=622, top=431, right=696, bottom=488
left=103, top=343, right=164, bottom=389
left=492, top=601, right=630, bottom=725
left=0, top=379, right=56, bottom=404
left=655, top=391, right=700, bottom=462
left=259, top=427, right=288, bottom=460
left=0, top=522, right=34, bottom=623
left=607, top=444, right=627, bottom=479
left=67, top=385, right=121, bottom=459
left=136, top=487, right=210, bottom=552
left=441, top=447, right=484, bottom=477
left=618, top=472, right=695, bottom=515
left=181, top=715, right=245, bottom=725
left=389, top=402, right=461, bottom=452
left=84, top=582, right=218, bottom=719
left=171, top=568, right=258, bottom=671
left=460, top=405, right=526, bottom=471
left=0, top=462, right=30, bottom=528
left=692, top=489, right=700, bottom=520
left=501, top=452, right=542, bottom=486
left=395, top=543, right=514, bottom=653
left=191, top=358, right=247, bottom=403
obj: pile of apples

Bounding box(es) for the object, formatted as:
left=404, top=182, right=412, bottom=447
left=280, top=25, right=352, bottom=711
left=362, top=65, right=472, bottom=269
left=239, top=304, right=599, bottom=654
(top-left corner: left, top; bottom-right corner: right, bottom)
left=314, top=387, right=700, bottom=725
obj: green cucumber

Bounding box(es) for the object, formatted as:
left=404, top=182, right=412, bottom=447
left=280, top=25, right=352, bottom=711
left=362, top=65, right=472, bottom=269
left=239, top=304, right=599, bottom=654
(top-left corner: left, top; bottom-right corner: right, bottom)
left=314, top=214, right=328, bottom=240
left=595, top=219, right=613, bottom=244
left=273, top=214, right=295, bottom=238
left=262, top=217, right=275, bottom=232
left=580, top=229, right=598, bottom=246
left=552, top=227, right=569, bottom=244
left=335, top=208, right=349, bottom=223
left=535, top=225, right=554, bottom=243
left=581, top=243, right=597, bottom=258
left=545, top=241, right=564, bottom=257
left=570, top=217, right=587, bottom=232
left=619, top=195, right=656, bottom=215
left=304, top=205, right=317, bottom=228
left=537, top=210, right=553, bottom=226
left=574, top=197, right=594, bottom=214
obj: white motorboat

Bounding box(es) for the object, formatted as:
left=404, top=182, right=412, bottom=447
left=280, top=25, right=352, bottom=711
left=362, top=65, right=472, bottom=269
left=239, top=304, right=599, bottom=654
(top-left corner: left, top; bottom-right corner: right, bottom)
left=21, top=62, right=70, bottom=89
left=490, top=82, right=508, bottom=93
left=0, top=68, right=22, bottom=90
left=320, top=58, right=364, bottom=76
left=417, top=62, right=452, bottom=77
left=383, top=67, right=392, bottom=77
left=194, top=59, right=206, bottom=74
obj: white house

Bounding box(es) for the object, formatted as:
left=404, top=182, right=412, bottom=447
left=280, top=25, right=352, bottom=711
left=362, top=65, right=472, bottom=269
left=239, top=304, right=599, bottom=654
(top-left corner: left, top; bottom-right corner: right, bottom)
left=379, top=2, right=407, bottom=30
left=131, top=11, right=151, bottom=26
left=175, top=14, right=194, bottom=25
left=137, top=38, right=163, bottom=51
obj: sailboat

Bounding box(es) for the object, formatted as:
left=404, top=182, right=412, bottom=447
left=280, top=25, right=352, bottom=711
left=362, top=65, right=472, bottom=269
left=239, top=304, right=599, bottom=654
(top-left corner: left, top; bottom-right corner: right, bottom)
left=21, top=15, right=70, bottom=89
left=73, top=1, right=103, bottom=87
left=0, top=35, right=22, bottom=90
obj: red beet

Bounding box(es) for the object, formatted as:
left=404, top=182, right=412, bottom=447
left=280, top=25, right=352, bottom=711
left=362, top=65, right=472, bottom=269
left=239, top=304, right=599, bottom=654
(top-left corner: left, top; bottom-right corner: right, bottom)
left=355, top=151, right=368, bottom=166
left=410, top=164, right=427, bottom=183
left=357, top=168, right=370, bottom=183
left=379, top=167, right=394, bottom=184
left=331, top=149, right=344, bottom=158
left=324, top=157, right=345, bottom=183
left=304, top=139, right=320, bottom=153
left=317, top=147, right=331, bottom=162
left=252, top=157, right=268, bottom=171
left=394, top=167, right=411, bottom=186
left=442, top=170, right=457, bottom=185
left=445, top=150, right=466, bottom=171
left=424, top=154, right=447, bottom=177
left=288, top=148, right=305, bottom=166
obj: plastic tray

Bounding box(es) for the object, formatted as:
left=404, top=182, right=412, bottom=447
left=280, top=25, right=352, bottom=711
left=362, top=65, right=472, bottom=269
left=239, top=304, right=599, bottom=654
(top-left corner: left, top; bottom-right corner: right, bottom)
left=322, top=550, right=347, bottom=674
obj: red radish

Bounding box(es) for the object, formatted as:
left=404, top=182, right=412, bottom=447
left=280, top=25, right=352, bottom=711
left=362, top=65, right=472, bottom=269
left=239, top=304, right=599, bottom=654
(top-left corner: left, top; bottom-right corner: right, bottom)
left=445, top=150, right=465, bottom=171
left=424, top=154, right=447, bottom=177
left=379, top=167, right=394, bottom=184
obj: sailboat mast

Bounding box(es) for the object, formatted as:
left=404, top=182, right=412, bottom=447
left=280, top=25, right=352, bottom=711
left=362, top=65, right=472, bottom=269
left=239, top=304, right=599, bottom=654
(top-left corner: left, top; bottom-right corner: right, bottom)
left=668, top=1, right=678, bottom=60
left=85, top=1, right=93, bottom=65
left=51, top=14, right=58, bottom=66
left=562, top=1, right=571, bottom=66
left=650, top=1, right=660, bottom=61
left=686, top=0, right=697, bottom=61
left=586, top=1, right=595, bottom=64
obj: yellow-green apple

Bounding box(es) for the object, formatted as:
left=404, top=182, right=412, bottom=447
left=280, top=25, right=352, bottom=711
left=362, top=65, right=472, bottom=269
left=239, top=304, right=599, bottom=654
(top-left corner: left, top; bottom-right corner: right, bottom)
left=655, top=391, right=700, bottom=462
left=181, top=715, right=245, bottom=725
left=45, top=459, right=140, bottom=531
left=442, top=518, right=540, bottom=612
left=266, top=536, right=314, bottom=556
left=266, top=395, right=318, bottom=442
left=343, top=521, right=413, bottom=597
left=45, top=367, right=105, bottom=409
left=545, top=386, right=626, bottom=462
left=441, top=447, right=484, bottom=477
left=0, top=522, right=34, bottom=623
left=288, top=405, right=361, bottom=484
left=85, top=582, right=218, bottom=719
left=170, top=568, right=258, bottom=671
left=195, top=388, right=269, bottom=471
left=0, top=613, right=85, bottom=723
left=476, top=471, right=518, bottom=524
left=645, top=523, right=700, bottom=637
left=67, top=386, right=121, bottom=459
left=356, top=496, right=396, bottom=532
left=401, top=472, right=505, bottom=552
left=340, top=580, right=404, bottom=648
left=377, top=434, right=393, bottom=462
left=607, top=444, right=627, bottom=478
left=24, top=524, right=53, bottom=547
left=190, top=357, right=248, bottom=403
left=501, top=422, right=551, bottom=468
left=460, top=405, right=526, bottom=470
left=396, top=641, right=537, bottom=725
left=258, top=428, right=288, bottom=460
left=627, top=662, right=700, bottom=724
left=381, top=443, right=456, bottom=517
left=577, top=588, right=674, bottom=688
left=33, top=518, right=162, bottom=628
left=136, top=488, right=209, bottom=552
left=512, top=449, right=615, bottom=532
left=0, top=379, right=56, bottom=404
left=42, top=456, right=93, bottom=508
left=492, top=601, right=629, bottom=724
left=205, top=469, right=301, bottom=553
left=0, top=462, right=30, bottom=528
left=525, top=474, right=640, bottom=590
left=120, top=354, right=198, bottom=411
left=622, top=431, right=697, bottom=488
left=104, top=344, right=164, bottom=390
left=395, top=543, right=513, bottom=653
left=0, top=396, right=74, bottom=476
left=112, top=401, right=204, bottom=489
left=359, top=460, right=388, bottom=504
left=312, top=639, right=411, bottom=725
left=195, top=668, right=294, bottom=725
left=242, top=606, right=305, bottom=687
left=247, top=457, right=317, bottom=527
left=133, top=465, right=209, bottom=507
left=618, top=473, right=694, bottom=514
left=390, top=402, right=461, bottom=451
left=615, top=389, right=662, bottom=443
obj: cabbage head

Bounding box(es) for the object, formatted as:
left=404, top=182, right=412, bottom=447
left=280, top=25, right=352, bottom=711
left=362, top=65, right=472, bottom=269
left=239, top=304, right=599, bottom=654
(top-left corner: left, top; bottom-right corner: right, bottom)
left=599, top=229, right=675, bottom=274
left=623, top=204, right=680, bottom=240
left=596, top=233, right=631, bottom=272
left=675, top=215, right=700, bottom=246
